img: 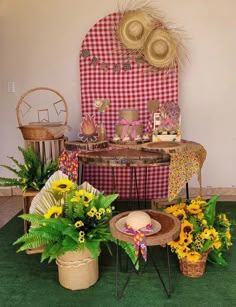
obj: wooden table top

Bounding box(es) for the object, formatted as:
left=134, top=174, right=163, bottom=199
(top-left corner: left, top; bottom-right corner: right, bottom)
left=109, top=210, right=180, bottom=246
left=76, top=148, right=170, bottom=167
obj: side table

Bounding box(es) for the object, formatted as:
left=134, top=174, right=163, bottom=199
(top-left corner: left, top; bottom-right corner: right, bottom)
left=109, top=210, right=180, bottom=298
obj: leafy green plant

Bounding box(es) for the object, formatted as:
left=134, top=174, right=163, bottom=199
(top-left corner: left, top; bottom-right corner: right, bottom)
left=14, top=174, right=137, bottom=267
left=0, top=146, right=59, bottom=191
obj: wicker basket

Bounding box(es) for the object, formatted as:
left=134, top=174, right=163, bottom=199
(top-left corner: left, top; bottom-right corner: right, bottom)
left=16, top=87, right=68, bottom=140
left=179, top=250, right=211, bottom=278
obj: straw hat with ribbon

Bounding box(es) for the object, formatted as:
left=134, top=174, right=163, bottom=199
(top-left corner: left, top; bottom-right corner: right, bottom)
left=143, top=28, right=177, bottom=69
left=117, top=9, right=155, bottom=50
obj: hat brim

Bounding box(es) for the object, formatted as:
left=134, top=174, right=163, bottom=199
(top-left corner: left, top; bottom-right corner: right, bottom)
left=115, top=216, right=161, bottom=236
left=144, top=28, right=177, bottom=68
left=118, top=10, right=155, bottom=50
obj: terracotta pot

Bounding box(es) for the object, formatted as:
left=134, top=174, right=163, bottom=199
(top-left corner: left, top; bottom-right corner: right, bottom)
left=179, top=250, right=211, bottom=278
left=56, top=248, right=99, bottom=290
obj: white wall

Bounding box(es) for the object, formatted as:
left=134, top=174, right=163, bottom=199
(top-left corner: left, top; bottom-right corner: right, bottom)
left=1, top=0, right=236, bottom=189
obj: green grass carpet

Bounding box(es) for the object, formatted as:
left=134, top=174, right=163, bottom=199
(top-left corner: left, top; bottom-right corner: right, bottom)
left=0, top=202, right=236, bottom=307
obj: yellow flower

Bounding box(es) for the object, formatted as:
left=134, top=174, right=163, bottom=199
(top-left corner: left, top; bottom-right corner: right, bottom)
left=87, top=207, right=97, bottom=217
left=186, top=251, right=201, bottom=262
left=96, top=212, right=102, bottom=220
left=74, top=220, right=84, bottom=228
left=44, top=206, right=62, bottom=219
left=218, top=214, right=230, bottom=226
left=165, top=203, right=186, bottom=214
left=176, top=246, right=190, bottom=259
left=79, top=231, right=85, bottom=237
left=106, top=208, right=112, bottom=214
left=212, top=240, right=222, bottom=250
left=70, top=189, right=94, bottom=205
left=181, top=220, right=194, bottom=234
left=182, top=233, right=193, bottom=246
left=225, top=230, right=231, bottom=241
left=200, top=228, right=218, bottom=240
left=172, top=209, right=187, bottom=221
left=201, top=219, right=208, bottom=225
left=79, top=237, right=85, bottom=243
left=51, top=178, right=74, bottom=193
left=186, top=203, right=202, bottom=215
left=197, top=212, right=204, bottom=221
left=99, top=208, right=105, bottom=214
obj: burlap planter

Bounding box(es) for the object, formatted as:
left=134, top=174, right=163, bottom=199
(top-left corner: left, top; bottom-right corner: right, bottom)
left=56, top=248, right=99, bottom=290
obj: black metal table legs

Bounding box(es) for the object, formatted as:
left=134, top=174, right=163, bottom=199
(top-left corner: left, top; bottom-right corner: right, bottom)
left=115, top=241, right=172, bottom=299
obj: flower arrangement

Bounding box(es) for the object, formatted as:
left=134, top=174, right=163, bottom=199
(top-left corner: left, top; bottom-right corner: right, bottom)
left=14, top=171, right=135, bottom=263
left=164, top=195, right=235, bottom=265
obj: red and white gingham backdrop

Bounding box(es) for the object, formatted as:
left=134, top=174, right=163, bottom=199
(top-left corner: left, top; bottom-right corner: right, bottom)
left=79, top=12, right=178, bottom=199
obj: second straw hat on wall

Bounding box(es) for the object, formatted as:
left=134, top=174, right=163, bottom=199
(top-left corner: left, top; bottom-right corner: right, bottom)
left=143, top=28, right=177, bottom=69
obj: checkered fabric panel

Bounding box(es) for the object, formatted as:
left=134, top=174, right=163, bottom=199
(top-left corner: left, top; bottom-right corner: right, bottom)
left=80, top=12, right=178, bottom=199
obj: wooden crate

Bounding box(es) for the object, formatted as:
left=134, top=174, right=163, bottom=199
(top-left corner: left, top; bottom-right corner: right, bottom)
left=22, top=190, right=45, bottom=254
left=22, top=190, right=39, bottom=233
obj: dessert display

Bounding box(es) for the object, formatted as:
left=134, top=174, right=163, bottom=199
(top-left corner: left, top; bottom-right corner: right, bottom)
left=111, top=108, right=150, bottom=145
left=152, top=102, right=181, bottom=142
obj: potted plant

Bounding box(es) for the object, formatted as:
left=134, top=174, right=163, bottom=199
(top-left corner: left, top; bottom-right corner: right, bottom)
left=164, top=195, right=235, bottom=278
left=0, top=146, right=59, bottom=192
left=13, top=171, right=136, bottom=290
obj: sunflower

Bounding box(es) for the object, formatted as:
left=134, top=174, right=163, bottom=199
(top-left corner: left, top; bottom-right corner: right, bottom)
left=172, top=208, right=187, bottom=221
left=51, top=178, right=75, bottom=193
left=200, top=228, right=219, bottom=240
left=44, top=206, right=63, bottom=219
left=185, top=251, right=201, bottom=262
left=70, top=189, right=94, bottom=205
left=186, top=203, right=202, bottom=215
left=182, top=233, right=193, bottom=246
left=176, top=245, right=190, bottom=259
left=165, top=203, right=186, bottom=214
left=181, top=220, right=194, bottom=234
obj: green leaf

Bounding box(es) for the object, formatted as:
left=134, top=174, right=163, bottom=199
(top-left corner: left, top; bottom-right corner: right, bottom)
left=204, top=195, right=219, bottom=226
left=208, top=249, right=228, bottom=266
left=188, top=215, right=200, bottom=234
left=85, top=240, right=100, bottom=258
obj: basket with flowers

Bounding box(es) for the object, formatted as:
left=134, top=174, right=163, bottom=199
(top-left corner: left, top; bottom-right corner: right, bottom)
left=164, top=195, right=235, bottom=277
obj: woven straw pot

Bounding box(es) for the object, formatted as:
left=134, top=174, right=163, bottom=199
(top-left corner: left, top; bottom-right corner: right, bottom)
left=179, top=250, right=211, bottom=278
left=56, top=248, right=99, bottom=290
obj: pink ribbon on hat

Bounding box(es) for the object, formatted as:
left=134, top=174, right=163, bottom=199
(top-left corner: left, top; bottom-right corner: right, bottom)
left=120, top=119, right=140, bottom=139
left=125, top=224, right=153, bottom=261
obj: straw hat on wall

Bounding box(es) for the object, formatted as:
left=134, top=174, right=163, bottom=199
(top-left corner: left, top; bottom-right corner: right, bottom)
left=143, top=28, right=177, bottom=69
left=117, top=9, right=155, bottom=50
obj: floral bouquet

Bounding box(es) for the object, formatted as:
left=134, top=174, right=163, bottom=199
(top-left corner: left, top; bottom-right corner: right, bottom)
left=164, top=195, right=235, bottom=265
left=14, top=171, right=135, bottom=264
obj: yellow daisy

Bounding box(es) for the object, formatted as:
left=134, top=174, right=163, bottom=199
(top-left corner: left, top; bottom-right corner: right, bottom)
left=51, top=178, right=74, bottom=193
left=44, top=206, right=63, bottom=219
left=96, top=212, right=102, bottom=220
left=74, top=220, right=84, bottom=228
left=99, top=208, right=105, bottom=214
left=106, top=208, right=112, bottom=214
left=79, top=237, right=85, bottom=243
